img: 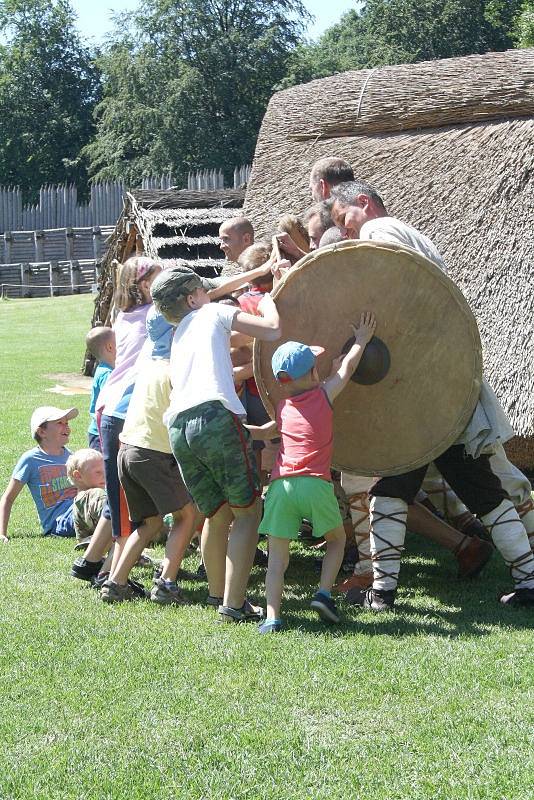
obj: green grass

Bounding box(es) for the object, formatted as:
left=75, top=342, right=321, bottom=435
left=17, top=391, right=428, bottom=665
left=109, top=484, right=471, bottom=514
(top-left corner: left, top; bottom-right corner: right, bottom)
left=0, top=296, right=533, bottom=800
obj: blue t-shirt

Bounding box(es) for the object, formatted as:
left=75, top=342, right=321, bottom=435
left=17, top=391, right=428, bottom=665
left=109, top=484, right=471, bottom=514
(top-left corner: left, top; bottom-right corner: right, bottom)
left=88, top=361, right=113, bottom=436
left=12, top=447, right=77, bottom=534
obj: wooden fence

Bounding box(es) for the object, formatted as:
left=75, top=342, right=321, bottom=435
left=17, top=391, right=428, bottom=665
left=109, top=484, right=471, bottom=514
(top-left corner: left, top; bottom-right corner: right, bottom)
left=0, top=166, right=251, bottom=233
left=0, top=259, right=100, bottom=299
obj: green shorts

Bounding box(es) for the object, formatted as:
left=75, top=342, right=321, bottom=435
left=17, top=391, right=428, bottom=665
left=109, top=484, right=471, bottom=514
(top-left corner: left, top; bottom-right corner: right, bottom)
left=168, top=401, right=260, bottom=518
left=258, top=476, right=343, bottom=540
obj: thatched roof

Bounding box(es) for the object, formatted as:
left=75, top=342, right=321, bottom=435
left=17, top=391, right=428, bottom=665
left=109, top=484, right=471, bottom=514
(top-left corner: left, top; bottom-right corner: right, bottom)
left=86, top=188, right=245, bottom=372
left=244, top=49, right=534, bottom=468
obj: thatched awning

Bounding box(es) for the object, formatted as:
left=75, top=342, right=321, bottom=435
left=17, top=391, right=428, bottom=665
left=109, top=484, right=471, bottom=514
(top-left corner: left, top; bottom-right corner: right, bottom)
left=244, top=48, right=534, bottom=466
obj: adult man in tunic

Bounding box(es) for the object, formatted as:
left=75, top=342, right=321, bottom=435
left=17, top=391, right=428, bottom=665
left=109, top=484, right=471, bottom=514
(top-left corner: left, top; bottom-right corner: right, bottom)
left=329, top=178, right=534, bottom=609
left=218, top=217, right=254, bottom=265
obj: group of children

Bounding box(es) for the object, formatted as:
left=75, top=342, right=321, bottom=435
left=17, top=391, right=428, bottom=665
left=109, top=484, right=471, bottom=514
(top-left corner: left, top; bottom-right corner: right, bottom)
left=1, top=236, right=379, bottom=632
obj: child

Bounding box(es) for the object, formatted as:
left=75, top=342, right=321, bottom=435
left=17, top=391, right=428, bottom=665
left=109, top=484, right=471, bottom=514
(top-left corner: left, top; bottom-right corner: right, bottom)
left=151, top=264, right=281, bottom=622
left=235, top=242, right=276, bottom=479
left=0, top=406, right=94, bottom=541
left=71, top=256, right=162, bottom=584
left=100, top=307, right=197, bottom=605
left=65, top=448, right=107, bottom=548
left=254, top=311, right=376, bottom=633
left=85, top=326, right=116, bottom=451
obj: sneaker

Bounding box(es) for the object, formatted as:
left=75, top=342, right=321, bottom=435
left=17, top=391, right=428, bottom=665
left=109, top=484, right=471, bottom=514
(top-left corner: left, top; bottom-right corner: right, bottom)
left=150, top=578, right=187, bottom=606
left=90, top=571, right=110, bottom=590
left=456, top=536, right=494, bottom=579
left=196, top=562, right=207, bottom=579
left=100, top=580, right=135, bottom=603
left=258, top=619, right=282, bottom=634
left=127, top=578, right=149, bottom=599
left=333, top=572, right=373, bottom=594
left=346, top=586, right=396, bottom=611
left=499, top=587, right=534, bottom=606
left=310, top=592, right=340, bottom=623
left=71, top=557, right=104, bottom=582
left=206, top=594, right=223, bottom=607
left=218, top=598, right=265, bottom=623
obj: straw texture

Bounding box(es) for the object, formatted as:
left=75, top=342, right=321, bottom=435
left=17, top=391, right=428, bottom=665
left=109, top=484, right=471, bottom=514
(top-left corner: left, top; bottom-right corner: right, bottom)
left=244, top=49, right=534, bottom=466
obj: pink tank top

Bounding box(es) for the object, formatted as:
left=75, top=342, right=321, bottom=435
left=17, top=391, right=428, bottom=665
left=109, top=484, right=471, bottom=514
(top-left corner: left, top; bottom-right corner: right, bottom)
left=271, top=386, right=333, bottom=482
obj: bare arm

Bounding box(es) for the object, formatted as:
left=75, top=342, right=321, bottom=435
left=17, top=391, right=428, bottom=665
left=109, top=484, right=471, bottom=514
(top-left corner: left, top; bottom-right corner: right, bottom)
left=324, top=312, right=377, bottom=404
left=244, top=420, right=279, bottom=440
left=0, top=478, right=25, bottom=542
left=207, top=259, right=274, bottom=301
left=231, top=293, right=281, bottom=342
left=233, top=362, right=254, bottom=382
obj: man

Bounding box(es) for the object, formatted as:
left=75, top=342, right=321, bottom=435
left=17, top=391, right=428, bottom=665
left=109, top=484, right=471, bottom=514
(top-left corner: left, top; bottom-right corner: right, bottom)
left=329, top=178, right=534, bottom=610
left=309, top=157, right=354, bottom=202
left=218, top=217, right=254, bottom=264
left=303, top=203, right=335, bottom=250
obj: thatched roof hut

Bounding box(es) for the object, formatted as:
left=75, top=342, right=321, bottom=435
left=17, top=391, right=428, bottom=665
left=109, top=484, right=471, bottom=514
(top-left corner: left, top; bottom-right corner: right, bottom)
left=91, top=186, right=245, bottom=327
left=244, top=48, right=534, bottom=470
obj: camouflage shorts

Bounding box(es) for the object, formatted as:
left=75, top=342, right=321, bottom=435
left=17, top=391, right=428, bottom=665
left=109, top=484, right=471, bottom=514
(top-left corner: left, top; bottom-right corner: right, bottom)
left=168, top=401, right=261, bottom=517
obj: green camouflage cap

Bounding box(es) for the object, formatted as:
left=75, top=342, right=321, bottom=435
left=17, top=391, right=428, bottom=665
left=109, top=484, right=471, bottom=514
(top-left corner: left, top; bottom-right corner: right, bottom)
left=151, top=265, right=222, bottom=323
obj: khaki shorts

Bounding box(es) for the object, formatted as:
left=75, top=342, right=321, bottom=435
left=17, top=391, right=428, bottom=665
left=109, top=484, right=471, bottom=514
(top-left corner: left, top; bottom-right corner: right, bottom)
left=118, top=444, right=190, bottom=525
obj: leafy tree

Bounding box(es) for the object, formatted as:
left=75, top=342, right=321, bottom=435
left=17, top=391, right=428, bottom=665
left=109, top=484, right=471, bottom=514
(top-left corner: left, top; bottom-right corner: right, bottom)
left=85, top=0, right=310, bottom=184
left=282, top=0, right=525, bottom=88
left=0, top=0, right=101, bottom=198
left=514, top=1, right=534, bottom=46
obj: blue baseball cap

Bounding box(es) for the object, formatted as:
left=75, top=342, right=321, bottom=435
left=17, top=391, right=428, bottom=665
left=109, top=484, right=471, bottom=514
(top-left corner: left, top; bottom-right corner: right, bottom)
left=146, top=306, right=174, bottom=359
left=271, top=341, right=325, bottom=382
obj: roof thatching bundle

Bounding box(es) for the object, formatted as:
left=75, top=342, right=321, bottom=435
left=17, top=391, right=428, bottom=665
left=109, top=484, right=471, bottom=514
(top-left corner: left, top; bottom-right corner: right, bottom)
left=244, top=48, right=534, bottom=470
left=85, top=187, right=245, bottom=373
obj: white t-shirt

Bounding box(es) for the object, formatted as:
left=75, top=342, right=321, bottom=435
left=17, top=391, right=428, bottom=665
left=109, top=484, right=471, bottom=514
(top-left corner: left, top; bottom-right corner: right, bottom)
left=360, top=217, right=446, bottom=272
left=164, top=303, right=245, bottom=424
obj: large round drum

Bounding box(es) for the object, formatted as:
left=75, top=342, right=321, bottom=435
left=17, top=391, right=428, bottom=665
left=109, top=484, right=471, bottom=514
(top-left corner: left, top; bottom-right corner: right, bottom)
left=253, top=240, right=482, bottom=476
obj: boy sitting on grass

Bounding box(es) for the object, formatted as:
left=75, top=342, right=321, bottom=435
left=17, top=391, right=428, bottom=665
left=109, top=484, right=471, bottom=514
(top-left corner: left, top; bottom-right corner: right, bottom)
left=0, top=406, right=100, bottom=542
left=65, top=448, right=107, bottom=549
left=252, top=312, right=376, bottom=633
left=151, top=265, right=281, bottom=623
left=85, top=326, right=116, bottom=451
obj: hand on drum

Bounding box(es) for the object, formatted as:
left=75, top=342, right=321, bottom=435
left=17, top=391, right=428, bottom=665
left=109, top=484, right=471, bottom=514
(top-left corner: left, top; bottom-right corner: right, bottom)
left=351, top=311, right=376, bottom=345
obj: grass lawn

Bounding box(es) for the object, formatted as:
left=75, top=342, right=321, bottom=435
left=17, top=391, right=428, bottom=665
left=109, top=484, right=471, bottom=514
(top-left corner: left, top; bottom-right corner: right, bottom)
left=0, top=295, right=533, bottom=800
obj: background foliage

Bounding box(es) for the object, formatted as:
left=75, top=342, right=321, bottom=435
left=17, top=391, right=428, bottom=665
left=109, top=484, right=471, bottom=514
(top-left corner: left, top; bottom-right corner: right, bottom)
left=0, top=0, right=531, bottom=196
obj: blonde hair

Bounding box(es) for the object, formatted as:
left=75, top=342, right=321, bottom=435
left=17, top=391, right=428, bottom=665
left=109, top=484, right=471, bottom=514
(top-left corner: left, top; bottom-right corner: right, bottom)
left=238, top=241, right=273, bottom=288
left=114, top=256, right=161, bottom=311
left=86, top=326, right=114, bottom=361
left=66, top=448, right=103, bottom=487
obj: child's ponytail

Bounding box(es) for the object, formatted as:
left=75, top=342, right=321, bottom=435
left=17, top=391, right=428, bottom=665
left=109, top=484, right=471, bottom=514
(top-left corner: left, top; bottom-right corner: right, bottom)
left=114, top=256, right=161, bottom=311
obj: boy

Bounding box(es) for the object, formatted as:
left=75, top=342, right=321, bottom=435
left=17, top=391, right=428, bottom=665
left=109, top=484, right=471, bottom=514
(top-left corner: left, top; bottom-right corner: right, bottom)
left=1, top=406, right=80, bottom=541
left=85, top=326, right=116, bottom=450
left=99, top=307, right=197, bottom=605
left=151, top=264, right=281, bottom=622
left=65, top=448, right=107, bottom=548
left=253, top=312, right=376, bottom=633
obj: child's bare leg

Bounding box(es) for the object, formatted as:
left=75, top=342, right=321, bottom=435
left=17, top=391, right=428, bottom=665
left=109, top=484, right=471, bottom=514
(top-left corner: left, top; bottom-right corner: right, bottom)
left=265, top=536, right=290, bottom=620
left=320, top=526, right=346, bottom=592
left=111, top=515, right=163, bottom=585
left=83, top=515, right=112, bottom=562
left=160, top=503, right=196, bottom=582
left=100, top=545, right=113, bottom=575
left=202, top=505, right=232, bottom=598
left=224, top=500, right=261, bottom=609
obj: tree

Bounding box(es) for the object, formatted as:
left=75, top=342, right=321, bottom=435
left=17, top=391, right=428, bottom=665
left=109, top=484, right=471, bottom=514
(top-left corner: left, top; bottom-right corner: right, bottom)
left=514, top=1, right=534, bottom=46
left=0, top=0, right=101, bottom=198
left=85, top=0, right=310, bottom=184
left=282, top=0, right=525, bottom=88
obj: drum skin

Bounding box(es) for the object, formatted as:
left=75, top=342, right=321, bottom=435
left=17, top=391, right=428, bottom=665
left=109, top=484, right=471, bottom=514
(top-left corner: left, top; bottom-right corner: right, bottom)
left=253, top=240, right=482, bottom=476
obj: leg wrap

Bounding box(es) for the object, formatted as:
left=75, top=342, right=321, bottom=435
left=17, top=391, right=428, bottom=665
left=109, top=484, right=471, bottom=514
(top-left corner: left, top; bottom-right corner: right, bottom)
left=347, top=490, right=372, bottom=576
left=481, top=500, right=534, bottom=588
left=516, top=498, right=534, bottom=553
left=422, top=470, right=474, bottom=529
left=369, top=497, right=408, bottom=591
